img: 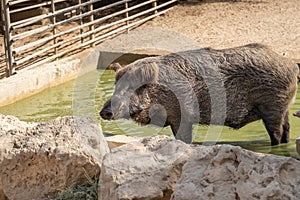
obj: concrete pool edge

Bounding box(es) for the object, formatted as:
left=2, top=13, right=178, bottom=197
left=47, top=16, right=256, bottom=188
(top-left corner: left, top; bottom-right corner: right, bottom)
left=0, top=59, right=76, bottom=107
left=0, top=49, right=95, bottom=107
left=0, top=49, right=159, bottom=107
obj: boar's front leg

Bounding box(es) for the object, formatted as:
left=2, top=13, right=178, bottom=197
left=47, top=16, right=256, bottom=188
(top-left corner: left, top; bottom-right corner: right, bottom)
left=170, top=120, right=193, bottom=144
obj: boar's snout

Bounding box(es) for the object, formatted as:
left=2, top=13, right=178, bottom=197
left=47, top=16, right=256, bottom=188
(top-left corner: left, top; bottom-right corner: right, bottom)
left=100, top=107, right=114, bottom=120
left=100, top=95, right=130, bottom=120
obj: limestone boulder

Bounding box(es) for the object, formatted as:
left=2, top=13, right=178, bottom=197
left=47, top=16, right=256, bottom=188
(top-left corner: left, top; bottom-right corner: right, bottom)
left=0, top=114, right=36, bottom=132
left=172, top=145, right=300, bottom=200
left=99, top=135, right=194, bottom=200
left=99, top=135, right=300, bottom=200
left=0, top=115, right=109, bottom=200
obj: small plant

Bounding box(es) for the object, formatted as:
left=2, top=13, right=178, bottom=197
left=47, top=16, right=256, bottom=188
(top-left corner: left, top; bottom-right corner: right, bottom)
left=48, top=179, right=98, bottom=200
left=49, top=168, right=98, bottom=200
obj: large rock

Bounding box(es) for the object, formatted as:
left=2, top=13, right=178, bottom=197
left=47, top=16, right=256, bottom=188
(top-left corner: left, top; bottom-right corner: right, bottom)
left=0, top=114, right=109, bottom=200
left=99, top=135, right=194, bottom=200
left=173, top=145, right=300, bottom=200
left=99, top=135, right=300, bottom=200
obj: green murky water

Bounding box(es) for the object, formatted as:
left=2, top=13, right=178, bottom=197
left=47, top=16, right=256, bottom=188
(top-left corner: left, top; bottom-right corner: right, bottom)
left=1, top=69, right=300, bottom=158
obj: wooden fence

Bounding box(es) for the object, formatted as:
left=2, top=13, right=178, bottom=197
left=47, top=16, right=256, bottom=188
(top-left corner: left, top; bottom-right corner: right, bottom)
left=0, top=0, right=177, bottom=79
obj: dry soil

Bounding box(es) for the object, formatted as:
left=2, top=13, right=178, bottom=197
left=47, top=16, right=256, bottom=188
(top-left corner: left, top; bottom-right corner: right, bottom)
left=144, top=0, right=300, bottom=61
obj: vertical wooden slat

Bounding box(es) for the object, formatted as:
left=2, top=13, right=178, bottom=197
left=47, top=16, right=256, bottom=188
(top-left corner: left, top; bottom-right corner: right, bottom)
left=88, top=1, right=95, bottom=47
left=153, top=0, right=158, bottom=14
left=1, top=0, right=14, bottom=77
left=125, top=2, right=129, bottom=33
left=78, top=0, right=84, bottom=43
left=51, top=0, right=58, bottom=56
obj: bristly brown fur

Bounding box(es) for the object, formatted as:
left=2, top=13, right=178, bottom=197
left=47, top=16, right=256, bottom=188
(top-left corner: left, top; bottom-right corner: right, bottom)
left=134, top=60, right=159, bottom=84
left=116, top=57, right=159, bottom=84
left=102, top=43, right=299, bottom=146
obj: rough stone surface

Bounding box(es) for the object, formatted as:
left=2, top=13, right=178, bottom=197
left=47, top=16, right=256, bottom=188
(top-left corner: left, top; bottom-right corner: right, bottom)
left=99, top=135, right=193, bottom=200
left=173, top=145, right=300, bottom=200
left=0, top=114, right=109, bottom=200
left=99, top=135, right=300, bottom=200
left=105, top=135, right=140, bottom=149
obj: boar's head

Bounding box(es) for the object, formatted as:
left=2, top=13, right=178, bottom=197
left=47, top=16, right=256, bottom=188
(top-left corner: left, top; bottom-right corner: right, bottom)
left=100, top=60, right=166, bottom=126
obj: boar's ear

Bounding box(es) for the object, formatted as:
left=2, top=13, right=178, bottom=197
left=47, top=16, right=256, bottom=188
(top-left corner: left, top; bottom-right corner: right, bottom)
left=109, top=63, right=122, bottom=72
left=135, top=62, right=159, bottom=84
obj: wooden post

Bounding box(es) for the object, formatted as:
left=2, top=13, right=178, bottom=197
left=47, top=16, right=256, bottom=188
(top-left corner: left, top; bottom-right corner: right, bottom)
left=152, top=0, right=158, bottom=14
left=1, top=0, right=15, bottom=77
left=51, top=0, right=58, bottom=56
left=88, top=2, right=95, bottom=47
left=125, top=2, right=129, bottom=33
left=78, top=0, right=84, bottom=43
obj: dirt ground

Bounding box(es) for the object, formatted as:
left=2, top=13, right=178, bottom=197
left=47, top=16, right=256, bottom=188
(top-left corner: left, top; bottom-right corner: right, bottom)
left=144, top=0, right=300, bottom=61
left=1, top=0, right=299, bottom=69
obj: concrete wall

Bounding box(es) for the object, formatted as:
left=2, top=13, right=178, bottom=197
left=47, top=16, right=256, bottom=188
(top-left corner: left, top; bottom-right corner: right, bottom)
left=0, top=59, right=77, bottom=107
left=0, top=51, right=90, bottom=107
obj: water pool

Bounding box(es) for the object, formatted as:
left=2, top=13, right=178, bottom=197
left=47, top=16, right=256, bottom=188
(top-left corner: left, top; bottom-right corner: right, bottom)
left=1, top=69, right=300, bottom=158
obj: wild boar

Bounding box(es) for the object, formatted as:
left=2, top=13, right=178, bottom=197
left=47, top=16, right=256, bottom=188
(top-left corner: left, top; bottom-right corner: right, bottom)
left=100, top=43, right=299, bottom=146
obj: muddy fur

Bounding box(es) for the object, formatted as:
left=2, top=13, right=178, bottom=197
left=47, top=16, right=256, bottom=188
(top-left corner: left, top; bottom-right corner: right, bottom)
left=101, top=43, right=299, bottom=145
